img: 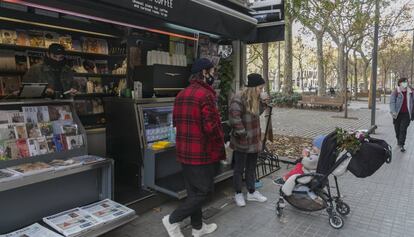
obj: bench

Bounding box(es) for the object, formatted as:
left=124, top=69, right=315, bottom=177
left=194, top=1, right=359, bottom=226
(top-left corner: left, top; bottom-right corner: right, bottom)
left=298, top=95, right=344, bottom=111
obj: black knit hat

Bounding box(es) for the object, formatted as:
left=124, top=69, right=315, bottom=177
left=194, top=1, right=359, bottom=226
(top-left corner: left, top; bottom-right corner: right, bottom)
left=48, top=43, right=65, bottom=55
left=191, top=58, right=214, bottom=74
left=247, top=73, right=265, bottom=87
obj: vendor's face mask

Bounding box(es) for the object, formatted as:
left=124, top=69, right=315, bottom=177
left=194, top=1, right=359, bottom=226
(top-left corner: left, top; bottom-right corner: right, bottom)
left=401, top=82, right=408, bottom=88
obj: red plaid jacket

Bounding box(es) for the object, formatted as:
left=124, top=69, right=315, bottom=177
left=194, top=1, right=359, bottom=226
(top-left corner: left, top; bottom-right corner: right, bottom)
left=173, top=79, right=225, bottom=165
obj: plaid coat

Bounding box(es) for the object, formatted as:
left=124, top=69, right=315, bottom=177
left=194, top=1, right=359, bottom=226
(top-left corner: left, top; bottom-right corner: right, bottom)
left=229, top=92, right=265, bottom=153
left=173, top=79, right=225, bottom=165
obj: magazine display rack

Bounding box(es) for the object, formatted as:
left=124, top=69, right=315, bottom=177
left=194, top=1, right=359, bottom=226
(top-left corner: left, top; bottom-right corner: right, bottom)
left=0, top=99, right=123, bottom=235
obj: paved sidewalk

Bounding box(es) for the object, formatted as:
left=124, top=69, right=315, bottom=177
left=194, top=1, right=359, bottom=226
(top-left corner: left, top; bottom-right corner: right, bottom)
left=105, top=101, right=413, bottom=237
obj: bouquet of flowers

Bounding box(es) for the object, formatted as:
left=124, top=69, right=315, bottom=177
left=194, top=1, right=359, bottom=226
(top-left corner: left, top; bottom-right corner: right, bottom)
left=335, top=128, right=369, bottom=155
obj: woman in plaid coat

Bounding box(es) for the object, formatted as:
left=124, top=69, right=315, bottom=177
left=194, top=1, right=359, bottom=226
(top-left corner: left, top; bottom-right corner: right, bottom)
left=229, top=73, right=269, bottom=207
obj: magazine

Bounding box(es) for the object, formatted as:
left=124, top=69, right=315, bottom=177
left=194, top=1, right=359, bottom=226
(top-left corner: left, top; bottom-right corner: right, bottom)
left=0, top=76, right=21, bottom=95
left=8, top=111, right=24, bottom=123
left=53, top=134, right=65, bottom=152
left=47, top=136, right=57, bottom=152
left=65, top=135, right=83, bottom=150
left=81, top=199, right=135, bottom=223
left=3, top=223, right=63, bottom=237
left=39, top=122, right=53, bottom=137
left=3, top=139, right=18, bottom=160
left=0, top=124, right=17, bottom=140
left=71, top=155, right=105, bottom=165
left=59, top=35, right=72, bottom=50
left=44, top=31, right=60, bottom=48
left=0, top=111, right=10, bottom=124
left=43, top=208, right=101, bottom=237
left=28, top=30, right=45, bottom=48
left=52, top=120, right=76, bottom=135
left=37, top=137, right=49, bottom=155
left=37, top=106, right=50, bottom=122
left=49, top=159, right=82, bottom=171
left=14, top=123, right=28, bottom=139
left=26, top=123, right=42, bottom=138
left=0, top=140, right=8, bottom=160
left=0, top=168, right=21, bottom=183
left=9, top=162, right=53, bottom=176
left=16, top=138, right=30, bottom=158
left=27, top=138, right=39, bottom=156
left=23, top=106, right=39, bottom=124
left=16, top=29, right=29, bottom=46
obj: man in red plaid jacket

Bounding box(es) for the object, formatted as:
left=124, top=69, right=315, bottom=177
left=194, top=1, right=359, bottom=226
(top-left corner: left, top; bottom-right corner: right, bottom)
left=162, top=58, right=225, bottom=237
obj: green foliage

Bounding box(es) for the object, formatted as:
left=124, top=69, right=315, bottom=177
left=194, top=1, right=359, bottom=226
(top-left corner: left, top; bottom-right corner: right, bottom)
left=218, top=58, right=234, bottom=120
left=269, top=92, right=302, bottom=107
left=335, top=128, right=368, bottom=155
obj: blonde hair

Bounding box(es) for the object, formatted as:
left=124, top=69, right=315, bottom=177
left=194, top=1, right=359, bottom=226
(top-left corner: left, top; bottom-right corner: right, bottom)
left=241, top=87, right=261, bottom=115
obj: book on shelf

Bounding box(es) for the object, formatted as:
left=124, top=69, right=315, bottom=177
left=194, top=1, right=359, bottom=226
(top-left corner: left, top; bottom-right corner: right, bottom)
left=0, top=124, right=17, bottom=140
left=0, top=76, right=21, bottom=96
left=16, top=29, right=29, bottom=46
left=16, top=138, right=30, bottom=158
left=44, top=31, right=60, bottom=48
left=43, top=208, right=102, bottom=237
left=92, top=98, right=104, bottom=114
left=14, top=123, right=28, bottom=139
left=0, top=29, right=17, bottom=45
left=26, top=123, right=42, bottom=138
left=97, top=39, right=109, bottom=55
left=94, top=60, right=109, bottom=74
left=28, top=30, right=45, bottom=48
left=80, top=199, right=135, bottom=223
left=8, top=161, right=53, bottom=176
left=71, top=39, right=82, bottom=52
left=81, top=37, right=99, bottom=54
left=0, top=49, right=17, bottom=71
left=27, top=51, right=45, bottom=68
left=48, top=158, right=82, bottom=171
left=59, top=35, right=72, bottom=51
left=0, top=168, right=21, bottom=182
left=73, top=77, right=87, bottom=94
left=3, top=223, right=63, bottom=237
left=8, top=111, right=25, bottom=123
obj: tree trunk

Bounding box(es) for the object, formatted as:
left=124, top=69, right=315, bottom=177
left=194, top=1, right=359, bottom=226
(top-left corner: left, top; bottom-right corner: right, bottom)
left=316, top=33, right=326, bottom=96
left=283, top=1, right=293, bottom=95
left=354, top=51, right=358, bottom=100
left=262, top=43, right=273, bottom=142
left=363, top=61, right=369, bottom=92
left=344, top=51, right=349, bottom=118
left=277, top=42, right=281, bottom=92
left=337, top=43, right=346, bottom=92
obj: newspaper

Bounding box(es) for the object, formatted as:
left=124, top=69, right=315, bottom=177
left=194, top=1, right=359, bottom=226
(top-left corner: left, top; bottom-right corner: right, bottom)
left=3, top=223, right=63, bottom=237
left=81, top=199, right=135, bottom=223
left=0, top=168, right=21, bottom=183
left=71, top=155, right=105, bottom=165
left=43, top=208, right=101, bottom=237
left=48, top=159, right=82, bottom=171
left=8, top=162, right=54, bottom=176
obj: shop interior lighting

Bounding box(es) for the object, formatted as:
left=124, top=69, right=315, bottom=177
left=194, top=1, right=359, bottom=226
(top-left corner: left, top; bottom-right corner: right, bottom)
left=2, top=0, right=198, bottom=41
left=165, top=23, right=220, bottom=39
left=191, top=0, right=258, bottom=25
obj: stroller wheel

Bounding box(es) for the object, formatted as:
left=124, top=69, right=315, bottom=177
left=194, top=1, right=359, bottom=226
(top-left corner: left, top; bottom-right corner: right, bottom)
left=336, top=201, right=350, bottom=216
left=329, top=214, right=344, bottom=229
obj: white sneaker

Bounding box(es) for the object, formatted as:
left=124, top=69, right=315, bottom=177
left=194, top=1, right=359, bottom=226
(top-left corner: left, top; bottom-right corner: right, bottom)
left=162, top=215, right=184, bottom=237
left=247, top=191, right=268, bottom=202
left=234, top=193, right=246, bottom=207
left=192, top=223, right=218, bottom=237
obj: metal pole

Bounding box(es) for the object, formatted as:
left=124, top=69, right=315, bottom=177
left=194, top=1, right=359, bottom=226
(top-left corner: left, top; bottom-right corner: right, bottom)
left=410, top=30, right=414, bottom=85
left=371, top=0, right=380, bottom=127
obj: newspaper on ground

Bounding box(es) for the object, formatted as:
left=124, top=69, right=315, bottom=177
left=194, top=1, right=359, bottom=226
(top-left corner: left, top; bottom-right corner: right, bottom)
left=42, top=208, right=101, bottom=237
left=80, top=199, right=135, bottom=223
left=3, top=223, right=63, bottom=237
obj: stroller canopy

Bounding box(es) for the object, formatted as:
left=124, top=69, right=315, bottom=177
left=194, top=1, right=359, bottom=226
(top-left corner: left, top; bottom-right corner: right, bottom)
left=316, top=131, right=338, bottom=175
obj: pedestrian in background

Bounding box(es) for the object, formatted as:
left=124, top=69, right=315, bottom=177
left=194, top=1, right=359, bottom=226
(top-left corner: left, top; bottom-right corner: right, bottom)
left=390, top=77, right=414, bottom=152
left=229, top=73, right=269, bottom=207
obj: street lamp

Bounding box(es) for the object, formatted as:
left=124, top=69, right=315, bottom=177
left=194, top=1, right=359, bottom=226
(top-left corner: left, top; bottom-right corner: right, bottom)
left=371, top=0, right=380, bottom=128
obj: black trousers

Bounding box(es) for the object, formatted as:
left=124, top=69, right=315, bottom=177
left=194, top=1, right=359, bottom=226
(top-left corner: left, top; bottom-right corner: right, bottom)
left=393, top=112, right=411, bottom=146
left=233, top=151, right=258, bottom=193
left=169, top=163, right=216, bottom=230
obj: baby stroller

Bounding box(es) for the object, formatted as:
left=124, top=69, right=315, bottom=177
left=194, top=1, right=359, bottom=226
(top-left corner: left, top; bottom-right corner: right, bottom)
left=275, top=130, right=392, bottom=229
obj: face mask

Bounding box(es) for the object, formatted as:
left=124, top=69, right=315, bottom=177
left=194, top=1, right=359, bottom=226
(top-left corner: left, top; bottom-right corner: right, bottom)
left=401, top=82, right=408, bottom=88
left=205, top=74, right=215, bottom=86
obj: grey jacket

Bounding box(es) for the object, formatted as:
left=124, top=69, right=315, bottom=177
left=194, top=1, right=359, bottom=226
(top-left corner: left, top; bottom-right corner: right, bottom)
left=23, top=63, right=75, bottom=92
left=390, top=86, right=414, bottom=120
